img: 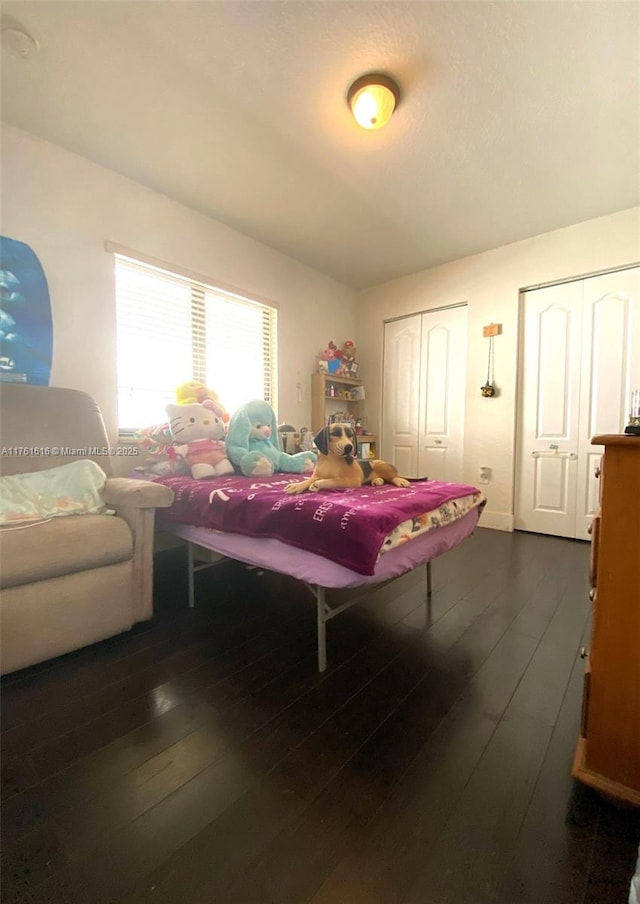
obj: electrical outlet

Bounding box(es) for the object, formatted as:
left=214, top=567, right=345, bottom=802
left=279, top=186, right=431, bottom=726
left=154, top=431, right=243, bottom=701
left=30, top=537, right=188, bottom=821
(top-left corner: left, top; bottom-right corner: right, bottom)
left=479, top=466, right=491, bottom=484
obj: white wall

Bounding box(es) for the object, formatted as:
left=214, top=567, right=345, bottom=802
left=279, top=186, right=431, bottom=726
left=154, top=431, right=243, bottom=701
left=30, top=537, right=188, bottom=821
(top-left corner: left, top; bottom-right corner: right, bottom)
left=357, top=208, right=640, bottom=529
left=1, top=125, right=357, bottom=444
left=4, top=126, right=638, bottom=527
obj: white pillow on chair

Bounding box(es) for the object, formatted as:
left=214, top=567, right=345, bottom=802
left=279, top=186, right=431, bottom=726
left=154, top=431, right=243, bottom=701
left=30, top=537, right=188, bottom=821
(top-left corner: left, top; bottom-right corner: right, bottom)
left=0, top=459, right=108, bottom=525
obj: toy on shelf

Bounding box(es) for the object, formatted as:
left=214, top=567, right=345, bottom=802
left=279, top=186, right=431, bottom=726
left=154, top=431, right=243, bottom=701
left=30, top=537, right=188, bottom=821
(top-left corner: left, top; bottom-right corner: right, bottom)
left=166, top=399, right=234, bottom=479
left=319, top=341, right=341, bottom=374
left=226, top=399, right=316, bottom=477
left=341, top=340, right=358, bottom=376
left=299, top=427, right=315, bottom=452
left=318, top=340, right=359, bottom=377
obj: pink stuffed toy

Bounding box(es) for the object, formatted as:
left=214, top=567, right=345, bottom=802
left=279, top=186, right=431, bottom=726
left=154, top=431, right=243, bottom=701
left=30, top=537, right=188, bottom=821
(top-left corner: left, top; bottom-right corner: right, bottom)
left=166, top=400, right=235, bottom=479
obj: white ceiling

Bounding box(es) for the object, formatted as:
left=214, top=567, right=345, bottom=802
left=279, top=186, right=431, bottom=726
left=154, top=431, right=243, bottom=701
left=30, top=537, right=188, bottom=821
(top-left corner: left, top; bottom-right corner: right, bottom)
left=2, top=1, right=639, bottom=289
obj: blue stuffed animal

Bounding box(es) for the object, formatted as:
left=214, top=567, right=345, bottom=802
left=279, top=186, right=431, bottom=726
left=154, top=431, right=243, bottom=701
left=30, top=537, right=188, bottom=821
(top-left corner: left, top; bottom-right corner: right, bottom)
left=226, top=399, right=316, bottom=477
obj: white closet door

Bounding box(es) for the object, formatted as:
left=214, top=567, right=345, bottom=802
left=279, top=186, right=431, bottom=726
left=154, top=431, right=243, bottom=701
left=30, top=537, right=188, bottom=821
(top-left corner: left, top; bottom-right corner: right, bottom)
left=516, top=266, right=639, bottom=539
left=382, top=314, right=421, bottom=476
left=382, top=305, right=467, bottom=480
left=515, top=282, right=583, bottom=538
left=575, top=268, right=640, bottom=539
left=416, top=306, right=468, bottom=482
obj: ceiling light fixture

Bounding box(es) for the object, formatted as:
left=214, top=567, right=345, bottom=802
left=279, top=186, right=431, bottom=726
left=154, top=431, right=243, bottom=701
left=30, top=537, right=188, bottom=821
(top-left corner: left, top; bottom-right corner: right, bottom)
left=347, top=73, right=400, bottom=130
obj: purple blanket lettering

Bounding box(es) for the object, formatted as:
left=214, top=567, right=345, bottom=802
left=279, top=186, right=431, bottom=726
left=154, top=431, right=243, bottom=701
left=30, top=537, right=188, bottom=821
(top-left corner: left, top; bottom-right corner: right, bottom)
left=153, top=474, right=481, bottom=575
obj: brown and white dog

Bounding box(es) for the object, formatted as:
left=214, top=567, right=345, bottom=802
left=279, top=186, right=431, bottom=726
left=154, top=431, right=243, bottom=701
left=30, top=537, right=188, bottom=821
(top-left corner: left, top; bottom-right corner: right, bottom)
left=285, top=423, right=411, bottom=494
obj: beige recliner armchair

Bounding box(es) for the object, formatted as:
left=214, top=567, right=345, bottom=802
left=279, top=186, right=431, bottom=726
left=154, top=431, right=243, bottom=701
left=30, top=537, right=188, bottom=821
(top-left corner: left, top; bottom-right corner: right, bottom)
left=0, top=384, right=174, bottom=674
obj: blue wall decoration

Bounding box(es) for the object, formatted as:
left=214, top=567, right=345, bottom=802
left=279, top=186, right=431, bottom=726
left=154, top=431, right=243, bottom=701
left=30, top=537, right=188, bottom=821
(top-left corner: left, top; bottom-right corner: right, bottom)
left=0, top=236, right=53, bottom=385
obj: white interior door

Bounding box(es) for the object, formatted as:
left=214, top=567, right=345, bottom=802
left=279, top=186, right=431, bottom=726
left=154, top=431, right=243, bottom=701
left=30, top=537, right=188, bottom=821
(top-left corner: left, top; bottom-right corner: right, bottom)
left=382, top=314, right=421, bottom=477
left=575, top=268, right=640, bottom=538
left=382, top=305, right=467, bottom=481
left=417, top=306, right=468, bottom=482
left=516, top=266, right=639, bottom=540
left=515, top=282, right=583, bottom=538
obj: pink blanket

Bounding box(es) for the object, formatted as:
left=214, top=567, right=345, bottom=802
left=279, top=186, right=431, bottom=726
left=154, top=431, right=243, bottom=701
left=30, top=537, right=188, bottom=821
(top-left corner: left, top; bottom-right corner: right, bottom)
left=152, top=474, right=482, bottom=576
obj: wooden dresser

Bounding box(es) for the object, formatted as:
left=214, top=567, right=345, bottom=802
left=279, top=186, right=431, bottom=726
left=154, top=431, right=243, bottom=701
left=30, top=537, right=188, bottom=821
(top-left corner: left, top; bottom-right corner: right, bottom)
left=572, top=434, right=640, bottom=805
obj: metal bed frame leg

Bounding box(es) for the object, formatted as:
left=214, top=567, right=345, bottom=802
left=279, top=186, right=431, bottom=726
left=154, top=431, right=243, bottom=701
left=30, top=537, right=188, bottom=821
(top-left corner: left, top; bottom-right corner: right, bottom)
left=187, top=543, right=434, bottom=666
left=425, top=559, right=433, bottom=624
left=187, top=543, right=195, bottom=608
left=316, top=586, right=327, bottom=673
left=310, top=565, right=434, bottom=673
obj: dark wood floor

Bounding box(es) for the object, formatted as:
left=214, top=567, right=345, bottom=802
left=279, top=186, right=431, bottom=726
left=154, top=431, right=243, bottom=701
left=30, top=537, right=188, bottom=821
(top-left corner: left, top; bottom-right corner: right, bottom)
left=2, top=527, right=639, bottom=904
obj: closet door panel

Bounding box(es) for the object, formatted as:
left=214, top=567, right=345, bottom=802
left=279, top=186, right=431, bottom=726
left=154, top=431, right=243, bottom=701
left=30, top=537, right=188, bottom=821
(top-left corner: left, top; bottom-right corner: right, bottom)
left=515, top=282, right=582, bottom=538
left=576, top=268, right=640, bottom=539
left=382, top=315, right=421, bottom=476
left=516, top=266, right=639, bottom=540
left=417, top=306, right=467, bottom=482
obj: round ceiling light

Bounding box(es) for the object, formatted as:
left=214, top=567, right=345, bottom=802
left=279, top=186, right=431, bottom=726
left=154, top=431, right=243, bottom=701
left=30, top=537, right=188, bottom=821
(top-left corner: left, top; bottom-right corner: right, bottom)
left=347, top=73, right=400, bottom=130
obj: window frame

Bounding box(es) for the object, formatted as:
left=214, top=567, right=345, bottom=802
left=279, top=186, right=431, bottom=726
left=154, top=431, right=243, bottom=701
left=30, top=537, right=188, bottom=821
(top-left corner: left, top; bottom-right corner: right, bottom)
left=108, top=242, right=278, bottom=433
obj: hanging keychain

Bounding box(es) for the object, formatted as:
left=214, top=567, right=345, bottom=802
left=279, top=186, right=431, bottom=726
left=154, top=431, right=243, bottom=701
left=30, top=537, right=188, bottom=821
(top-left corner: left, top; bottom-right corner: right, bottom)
left=481, top=334, right=496, bottom=397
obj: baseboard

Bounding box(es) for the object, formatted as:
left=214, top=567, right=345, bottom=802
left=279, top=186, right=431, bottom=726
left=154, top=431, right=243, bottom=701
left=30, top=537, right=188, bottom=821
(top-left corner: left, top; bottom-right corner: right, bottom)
left=478, top=510, right=514, bottom=532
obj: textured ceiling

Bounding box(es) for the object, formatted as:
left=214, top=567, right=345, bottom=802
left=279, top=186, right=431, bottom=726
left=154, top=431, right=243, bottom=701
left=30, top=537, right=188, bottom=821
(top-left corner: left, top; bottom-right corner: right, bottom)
left=2, top=1, right=639, bottom=288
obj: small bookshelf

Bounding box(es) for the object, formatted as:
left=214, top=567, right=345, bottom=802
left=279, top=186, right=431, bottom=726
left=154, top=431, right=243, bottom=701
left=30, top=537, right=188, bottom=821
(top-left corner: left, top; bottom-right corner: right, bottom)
left=311, top=373, right=377, bottom=456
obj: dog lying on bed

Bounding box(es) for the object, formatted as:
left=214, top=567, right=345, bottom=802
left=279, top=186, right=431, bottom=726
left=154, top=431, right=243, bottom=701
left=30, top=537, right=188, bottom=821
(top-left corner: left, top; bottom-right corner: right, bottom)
left=285, top=423, right=411, bottom=494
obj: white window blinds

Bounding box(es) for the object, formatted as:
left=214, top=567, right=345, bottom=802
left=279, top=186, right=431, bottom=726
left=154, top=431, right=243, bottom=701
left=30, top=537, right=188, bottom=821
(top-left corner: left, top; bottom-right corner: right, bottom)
left=114, top=255, right=277, bottom=430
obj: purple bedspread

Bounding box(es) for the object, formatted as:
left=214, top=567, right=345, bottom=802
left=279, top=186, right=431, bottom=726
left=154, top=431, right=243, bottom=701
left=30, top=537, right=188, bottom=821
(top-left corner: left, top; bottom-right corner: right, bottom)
left=153, top=474, right=482, bottom=575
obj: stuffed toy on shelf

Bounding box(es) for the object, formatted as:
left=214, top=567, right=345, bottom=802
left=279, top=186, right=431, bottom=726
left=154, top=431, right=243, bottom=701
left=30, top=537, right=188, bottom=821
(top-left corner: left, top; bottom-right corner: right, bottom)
left=166, top=399, right=234, bottom=479
left=319, top=341, right=341, bottom=374
left=341, top=340, right=358, bottom=375
left=226, top=399, right=316, bottom=477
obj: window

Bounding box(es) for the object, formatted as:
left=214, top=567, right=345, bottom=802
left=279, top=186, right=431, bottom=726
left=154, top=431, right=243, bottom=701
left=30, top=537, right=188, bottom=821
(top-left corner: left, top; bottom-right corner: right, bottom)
left=114, top=254, right=277, bottom=430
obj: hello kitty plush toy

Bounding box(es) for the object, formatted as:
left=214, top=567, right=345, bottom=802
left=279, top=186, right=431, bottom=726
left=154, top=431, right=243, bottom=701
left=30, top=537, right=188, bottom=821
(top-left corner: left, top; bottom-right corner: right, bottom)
left=166, top=400, right=234, bottom=479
